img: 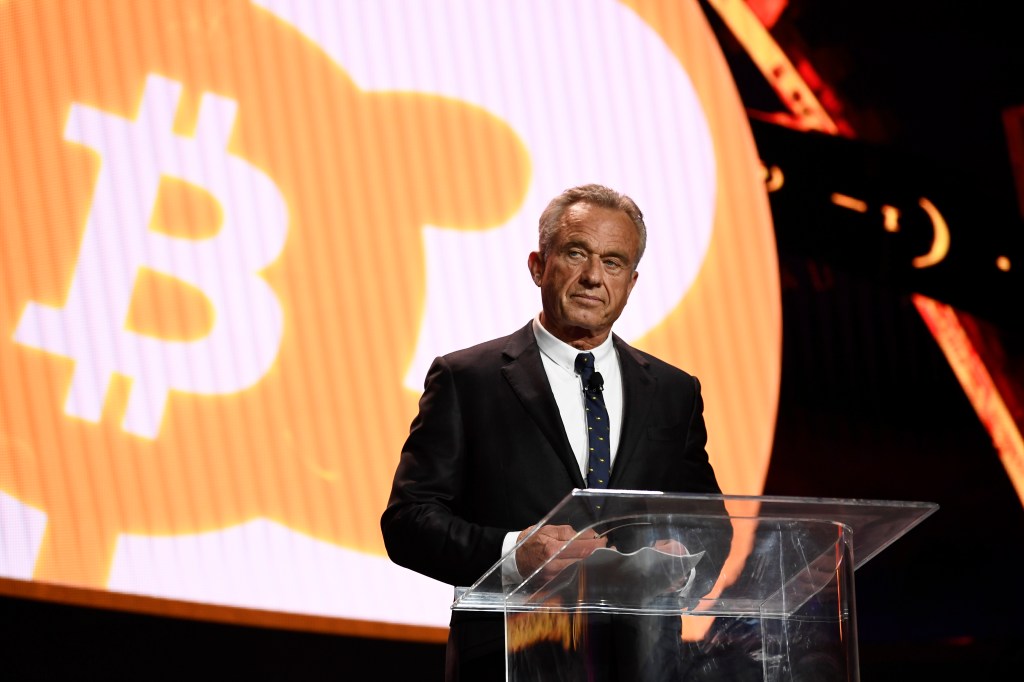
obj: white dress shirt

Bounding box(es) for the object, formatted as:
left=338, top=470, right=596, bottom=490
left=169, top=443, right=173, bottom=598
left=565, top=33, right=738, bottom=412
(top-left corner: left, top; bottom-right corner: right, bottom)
left=532, top=316, right=624, bottom=476
left=501, top=316, right=625, bottom=580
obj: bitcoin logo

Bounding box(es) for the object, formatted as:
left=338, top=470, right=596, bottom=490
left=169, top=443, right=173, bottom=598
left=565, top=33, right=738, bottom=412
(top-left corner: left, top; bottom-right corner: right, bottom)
left=13, top=74, right=287, bottom=439
left=1, top=0, right=531, bottom=591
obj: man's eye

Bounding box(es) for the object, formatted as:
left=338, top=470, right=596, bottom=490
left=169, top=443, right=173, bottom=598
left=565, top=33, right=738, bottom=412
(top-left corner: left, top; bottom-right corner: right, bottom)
left=567, top=250, right=585, bottom=260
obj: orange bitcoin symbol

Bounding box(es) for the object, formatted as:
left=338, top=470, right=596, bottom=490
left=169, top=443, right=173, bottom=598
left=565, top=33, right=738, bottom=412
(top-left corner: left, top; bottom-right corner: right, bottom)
left=0, top=0, right=530, bottom=587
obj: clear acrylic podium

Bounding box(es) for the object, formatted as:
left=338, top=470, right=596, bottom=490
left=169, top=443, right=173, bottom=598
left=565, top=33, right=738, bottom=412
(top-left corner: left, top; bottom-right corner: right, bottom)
left=452, top=490, right=937, bottom=681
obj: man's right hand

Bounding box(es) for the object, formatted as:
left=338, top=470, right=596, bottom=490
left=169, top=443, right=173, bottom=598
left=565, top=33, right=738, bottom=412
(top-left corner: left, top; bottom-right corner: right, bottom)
left=515, top=524, right=607, bottom=578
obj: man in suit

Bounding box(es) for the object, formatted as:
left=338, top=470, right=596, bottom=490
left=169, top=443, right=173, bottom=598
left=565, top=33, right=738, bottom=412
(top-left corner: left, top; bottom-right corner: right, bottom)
left=381, top=184, right=728, bottom=680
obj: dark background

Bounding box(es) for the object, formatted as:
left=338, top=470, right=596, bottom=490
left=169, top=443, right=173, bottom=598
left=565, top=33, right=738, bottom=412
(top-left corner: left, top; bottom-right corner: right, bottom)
left=4, top=1, right=1022, bottom=679
left=725, top=0, right=1024, bottom=677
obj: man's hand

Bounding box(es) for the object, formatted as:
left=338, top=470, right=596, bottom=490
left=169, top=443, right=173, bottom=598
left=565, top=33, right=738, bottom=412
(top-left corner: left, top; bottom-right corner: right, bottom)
left=653, top=538, right=697, bottom=593
left=515, top=524, right=607, bottom=578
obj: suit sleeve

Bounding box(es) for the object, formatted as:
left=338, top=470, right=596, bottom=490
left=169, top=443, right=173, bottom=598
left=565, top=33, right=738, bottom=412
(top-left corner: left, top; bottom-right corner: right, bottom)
left=679, top=375, right=732, bottom=595
left=684, top=376, right=723, bottom=494
left=380, top=356, right=508, bottom=587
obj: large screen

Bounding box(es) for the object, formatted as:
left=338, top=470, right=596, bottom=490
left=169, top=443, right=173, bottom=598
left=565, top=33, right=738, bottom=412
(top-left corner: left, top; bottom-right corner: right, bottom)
left=0, top=0, right=780, bottom=636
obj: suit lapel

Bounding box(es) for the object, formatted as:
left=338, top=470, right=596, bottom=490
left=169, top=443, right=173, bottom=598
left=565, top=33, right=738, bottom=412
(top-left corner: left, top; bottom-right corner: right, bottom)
left=609, top=335, right=655, bottom=487
left=501, top=323, right=587, bottom=489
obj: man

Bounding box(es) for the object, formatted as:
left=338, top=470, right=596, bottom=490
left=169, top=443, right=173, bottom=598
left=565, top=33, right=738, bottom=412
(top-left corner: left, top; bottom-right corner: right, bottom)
left=381, top=184, right=727, bottom=680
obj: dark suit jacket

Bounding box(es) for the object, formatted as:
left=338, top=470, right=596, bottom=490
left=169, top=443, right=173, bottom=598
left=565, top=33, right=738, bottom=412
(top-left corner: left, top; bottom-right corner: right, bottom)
left=381, top=320, right=726, bottom=591
left=381, top=321, right=730, bottom=679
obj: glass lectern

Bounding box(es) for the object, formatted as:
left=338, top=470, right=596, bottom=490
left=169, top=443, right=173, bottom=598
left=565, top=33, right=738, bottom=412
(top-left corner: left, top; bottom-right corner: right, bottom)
left=452, top=490, right=937, bottom=681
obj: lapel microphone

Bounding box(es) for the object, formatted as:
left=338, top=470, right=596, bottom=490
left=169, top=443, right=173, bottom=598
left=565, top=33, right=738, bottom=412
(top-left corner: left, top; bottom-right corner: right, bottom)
left=589, top=372, right=605, bottom=393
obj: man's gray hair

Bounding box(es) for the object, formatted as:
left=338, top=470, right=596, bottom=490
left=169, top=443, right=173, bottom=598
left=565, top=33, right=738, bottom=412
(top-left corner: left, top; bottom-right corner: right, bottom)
left=537, top=184, right=647, bottom=268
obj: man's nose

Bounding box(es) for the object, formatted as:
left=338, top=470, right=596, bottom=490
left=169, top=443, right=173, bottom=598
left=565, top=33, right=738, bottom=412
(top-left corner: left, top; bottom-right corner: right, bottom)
left=579, top=256, right=604, bottom=285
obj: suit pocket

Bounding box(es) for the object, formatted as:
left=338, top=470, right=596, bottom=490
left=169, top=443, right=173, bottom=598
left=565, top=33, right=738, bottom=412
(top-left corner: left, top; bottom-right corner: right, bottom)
left=647, top=423, right=686, bottom=442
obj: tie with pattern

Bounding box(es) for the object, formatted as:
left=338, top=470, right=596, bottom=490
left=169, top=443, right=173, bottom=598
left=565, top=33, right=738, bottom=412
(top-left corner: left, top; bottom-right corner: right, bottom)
left=575, top=352, right=611, bottom=489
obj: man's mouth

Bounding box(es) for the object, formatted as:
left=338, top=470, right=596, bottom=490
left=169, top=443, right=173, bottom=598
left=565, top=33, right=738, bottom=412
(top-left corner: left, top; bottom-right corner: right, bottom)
left=570, top=293, right=603, bottom=305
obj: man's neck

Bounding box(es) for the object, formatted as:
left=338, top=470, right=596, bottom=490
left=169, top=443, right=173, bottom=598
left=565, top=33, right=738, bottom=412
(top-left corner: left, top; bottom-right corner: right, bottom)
left=537, top=314, right=610, bottom=350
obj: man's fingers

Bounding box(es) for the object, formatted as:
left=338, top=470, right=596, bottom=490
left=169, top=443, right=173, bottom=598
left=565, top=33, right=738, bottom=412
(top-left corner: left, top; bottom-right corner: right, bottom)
left=538, top=558, right=580, bottom=579
left=540, top=524, right=585, bottom=540
left=555, top=536, right=607, bottom=558
left=516, top=525, right=609, bottom=575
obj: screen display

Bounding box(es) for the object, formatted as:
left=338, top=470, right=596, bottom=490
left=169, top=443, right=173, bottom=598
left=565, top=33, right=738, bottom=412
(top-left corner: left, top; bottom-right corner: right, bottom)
left=0, top=0, right=779, bottom=635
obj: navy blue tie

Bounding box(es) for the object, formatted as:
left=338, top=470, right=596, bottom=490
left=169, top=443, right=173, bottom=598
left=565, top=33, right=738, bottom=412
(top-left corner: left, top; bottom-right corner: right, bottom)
left=575, top=352, right=611, bottom=489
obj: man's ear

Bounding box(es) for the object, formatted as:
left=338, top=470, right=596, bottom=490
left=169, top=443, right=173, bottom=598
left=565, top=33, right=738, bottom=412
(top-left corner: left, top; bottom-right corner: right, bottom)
left=527, top=251, right=544, bottom=285
left=626, top=269, right=639, bottom=296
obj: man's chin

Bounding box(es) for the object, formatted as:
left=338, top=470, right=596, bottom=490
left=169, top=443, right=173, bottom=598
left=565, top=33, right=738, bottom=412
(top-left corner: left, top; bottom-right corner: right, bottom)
left=561, top=312, right=600, bottom=329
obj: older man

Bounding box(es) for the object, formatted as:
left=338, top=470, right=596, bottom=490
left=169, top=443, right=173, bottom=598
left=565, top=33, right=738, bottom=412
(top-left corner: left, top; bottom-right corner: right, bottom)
left=382, top=184, right=727, bottom=680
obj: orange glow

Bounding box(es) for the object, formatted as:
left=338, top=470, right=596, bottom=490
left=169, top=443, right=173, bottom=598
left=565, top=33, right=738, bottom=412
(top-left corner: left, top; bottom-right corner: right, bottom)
left=913, top=296, right=1024, bottom=505
left=881, top=205, right=901, bottom=232
left=831, top=193, right=868, bottom=213
left=506, top=610, right=577, bottom=654
left=745, top=0, right=790, bottom=29
left=707, top=0, right=838, bottom=135
left=912, top=198, right=950, bottom=268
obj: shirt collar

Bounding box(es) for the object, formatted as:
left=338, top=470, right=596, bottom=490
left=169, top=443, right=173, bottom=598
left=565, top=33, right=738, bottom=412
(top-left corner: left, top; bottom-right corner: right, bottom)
left=533, top=315, right=616, bottom=374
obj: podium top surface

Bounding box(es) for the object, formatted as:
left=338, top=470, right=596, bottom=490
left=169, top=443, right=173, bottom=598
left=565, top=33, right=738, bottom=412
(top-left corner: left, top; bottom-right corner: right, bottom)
left=452, top=490, right=938, bottom=616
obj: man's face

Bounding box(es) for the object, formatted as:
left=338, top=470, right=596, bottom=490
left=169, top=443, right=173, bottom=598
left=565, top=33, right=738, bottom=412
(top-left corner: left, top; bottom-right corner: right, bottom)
left=528, top=202, right=640, bottom=349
